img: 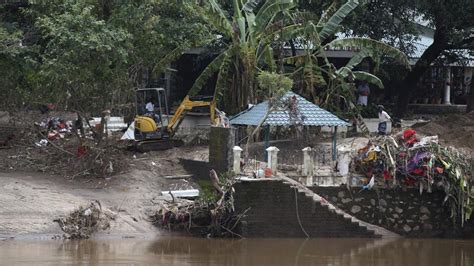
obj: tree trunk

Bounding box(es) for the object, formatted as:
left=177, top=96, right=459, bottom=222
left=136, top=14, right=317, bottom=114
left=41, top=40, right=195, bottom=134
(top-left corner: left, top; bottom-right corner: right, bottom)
left=467, top=86, right=474, bottom=113
left=395, top=25, right=447, bottom=117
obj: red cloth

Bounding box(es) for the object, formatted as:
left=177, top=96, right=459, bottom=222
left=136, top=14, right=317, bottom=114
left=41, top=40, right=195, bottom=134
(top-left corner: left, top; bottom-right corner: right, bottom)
left=77, top=146, right=87, bottom=158
left=403, top=128, right=418, bottom=145
left=383, top=170, right=393, bottom=180
left=403, top=128, right=416, bottom=140
left=403, top=177, right=416, bottom=186
left=411, top=168, right=424, bottom=175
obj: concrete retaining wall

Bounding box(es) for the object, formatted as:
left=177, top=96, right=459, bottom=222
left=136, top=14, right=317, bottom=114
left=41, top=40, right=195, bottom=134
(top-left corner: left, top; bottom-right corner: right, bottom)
left=234, top=179, right=376, bottom=238
left=312, top=187, right=474, bottom=238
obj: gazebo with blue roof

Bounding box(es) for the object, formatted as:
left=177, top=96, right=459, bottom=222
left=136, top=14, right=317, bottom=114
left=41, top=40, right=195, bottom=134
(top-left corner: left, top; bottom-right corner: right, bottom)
left=229, top=91, right=350, bottom=160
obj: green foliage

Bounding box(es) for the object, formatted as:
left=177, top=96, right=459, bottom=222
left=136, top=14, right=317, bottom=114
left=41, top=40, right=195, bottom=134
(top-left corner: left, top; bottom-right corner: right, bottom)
left=357, top=103, right=380, bottom=118
left=0, top=20, right=36, bottom=108
left=189, top=0, right=298, bottom=114
left=329, top=37, right=410, bottom=71
left=0, top=25, right=23, bottom=57
left=0, top=0, right=213, bottom=112
left=256, top=71, right=293, bottom=105
left=34, top=1, right=132, bottom=109
left=341, top=0, right=419, bottom=56
left=285, top=1, right=409, bottom=117
left=318, top=0, right=361, bottom=43
left=425, top=144, right=473, bottom=226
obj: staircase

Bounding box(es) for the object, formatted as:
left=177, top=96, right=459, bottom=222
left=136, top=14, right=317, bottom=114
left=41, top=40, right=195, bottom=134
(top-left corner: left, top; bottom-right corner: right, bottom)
left=279, top=174, right=399, bottom=238
left=312, top=165, right=345, bottom=186
left=355, top=114, right=370, bottom=135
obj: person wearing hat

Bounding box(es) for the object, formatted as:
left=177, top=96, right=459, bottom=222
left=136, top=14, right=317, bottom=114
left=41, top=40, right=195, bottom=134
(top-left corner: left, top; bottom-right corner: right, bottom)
left=377, top=105, right=391, bottom=135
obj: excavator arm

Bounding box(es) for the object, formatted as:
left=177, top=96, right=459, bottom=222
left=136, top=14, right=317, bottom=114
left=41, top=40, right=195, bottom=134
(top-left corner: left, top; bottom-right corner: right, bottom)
left=166, top=96, right=218, bottom=136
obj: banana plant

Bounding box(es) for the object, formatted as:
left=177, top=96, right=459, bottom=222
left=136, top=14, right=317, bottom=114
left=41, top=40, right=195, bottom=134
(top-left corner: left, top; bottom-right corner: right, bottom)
left=283, top=0, right=410, bottom=115
left=187, top=0, right=297, bottom=114
left=189, top=0, right=409, bottom=117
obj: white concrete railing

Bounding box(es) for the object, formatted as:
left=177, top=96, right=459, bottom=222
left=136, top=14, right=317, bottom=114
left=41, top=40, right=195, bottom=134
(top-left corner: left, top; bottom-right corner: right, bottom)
left=266, top=146, right=280, bottom=175
left=233, top=146, right=243, bottom=174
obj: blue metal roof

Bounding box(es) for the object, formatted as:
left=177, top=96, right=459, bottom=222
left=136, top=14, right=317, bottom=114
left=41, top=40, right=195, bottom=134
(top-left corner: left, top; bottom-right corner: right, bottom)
left=230, top=91, right=350, bottom=127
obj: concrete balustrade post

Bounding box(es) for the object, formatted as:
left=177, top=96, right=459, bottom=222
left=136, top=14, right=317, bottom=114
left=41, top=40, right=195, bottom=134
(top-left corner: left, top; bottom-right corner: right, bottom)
left=232, top=146, right=243, bottom=174
left=302, top=147, right=313, bottom=177
left=300, top=147, right=314, bottom=186
left=337, top=146, right=352, bottom=184
left=266, top=146, right=280, bottom=174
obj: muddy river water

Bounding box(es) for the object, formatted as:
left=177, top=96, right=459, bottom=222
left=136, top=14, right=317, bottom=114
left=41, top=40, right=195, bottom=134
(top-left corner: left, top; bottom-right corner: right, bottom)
left=1, top=237, right=473, bottom=265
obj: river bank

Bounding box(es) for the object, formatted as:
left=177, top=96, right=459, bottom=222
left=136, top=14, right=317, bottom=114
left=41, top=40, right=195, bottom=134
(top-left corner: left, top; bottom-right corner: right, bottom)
left=0, top=145, right=209, bottom=239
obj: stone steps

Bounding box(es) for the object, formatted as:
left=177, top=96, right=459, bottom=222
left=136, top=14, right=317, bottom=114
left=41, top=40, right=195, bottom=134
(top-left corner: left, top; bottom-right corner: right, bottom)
left=278, top=174, right=399, bottom=238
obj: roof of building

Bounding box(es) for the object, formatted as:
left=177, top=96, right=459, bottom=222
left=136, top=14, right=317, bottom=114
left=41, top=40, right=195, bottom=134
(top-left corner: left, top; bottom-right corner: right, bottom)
left=229, top=91, right=350, bottom=127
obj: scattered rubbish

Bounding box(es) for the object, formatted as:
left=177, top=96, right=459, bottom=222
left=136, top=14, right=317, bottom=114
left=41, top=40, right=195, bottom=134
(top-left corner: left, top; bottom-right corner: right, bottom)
left=121, top=123, right=135, bottom=140
left=161, top=189, right=200, bottom=198
left=360, top=175, right=375, bottom=191
left=162, top=174, right=193, bottom=179
left=2, top=111, right=128, bottom=178
left=264, top=168, right=273, bottom=177
left=89, top=116, right=128, bottom=134
left=35, top=139, right=48, bottom=147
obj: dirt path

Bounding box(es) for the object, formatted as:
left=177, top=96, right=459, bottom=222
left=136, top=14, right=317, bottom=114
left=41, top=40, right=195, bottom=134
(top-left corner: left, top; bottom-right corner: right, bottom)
left=0, top=146, right=209, bottom=238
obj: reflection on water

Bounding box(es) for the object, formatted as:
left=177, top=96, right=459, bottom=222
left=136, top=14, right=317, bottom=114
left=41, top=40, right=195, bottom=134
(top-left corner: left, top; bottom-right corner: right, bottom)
left=0, top=237, right=473, bottom=265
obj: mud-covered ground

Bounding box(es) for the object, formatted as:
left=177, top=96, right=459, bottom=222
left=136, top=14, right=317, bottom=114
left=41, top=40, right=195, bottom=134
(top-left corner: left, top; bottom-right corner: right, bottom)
left=0, top=145, right=209, bottom=239
left=413, top=112, right=474, bottom=155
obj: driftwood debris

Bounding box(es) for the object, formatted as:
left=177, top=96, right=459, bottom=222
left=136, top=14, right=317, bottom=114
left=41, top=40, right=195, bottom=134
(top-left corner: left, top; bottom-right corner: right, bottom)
left=151, top=170, right=247, bottom=238
left=54, top=201, right=111, bottom=239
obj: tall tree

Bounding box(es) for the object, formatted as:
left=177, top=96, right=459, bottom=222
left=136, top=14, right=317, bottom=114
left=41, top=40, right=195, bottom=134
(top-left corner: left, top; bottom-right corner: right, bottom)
left=0, top=0, right=212, bottom=111
left=341, top=0, right=474, bottom=116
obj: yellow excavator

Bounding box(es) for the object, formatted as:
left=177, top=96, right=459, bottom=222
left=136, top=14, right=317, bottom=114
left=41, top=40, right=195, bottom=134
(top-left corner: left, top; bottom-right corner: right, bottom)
left=133, top=88, right=220, bottom=152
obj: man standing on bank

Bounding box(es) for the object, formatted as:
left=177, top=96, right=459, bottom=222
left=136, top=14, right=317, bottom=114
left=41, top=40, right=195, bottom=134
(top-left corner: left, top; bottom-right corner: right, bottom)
left=377, top=105, right=391, bottom=135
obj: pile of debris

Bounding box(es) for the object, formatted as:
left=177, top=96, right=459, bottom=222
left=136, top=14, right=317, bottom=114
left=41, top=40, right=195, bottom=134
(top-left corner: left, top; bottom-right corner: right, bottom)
left=352, top=128, right=473, bottom=225
left=1, top=111, right=128, bottom=178
left=150, top=170, right=247, bottom=237
left=54, top=201, right=111, bottom=239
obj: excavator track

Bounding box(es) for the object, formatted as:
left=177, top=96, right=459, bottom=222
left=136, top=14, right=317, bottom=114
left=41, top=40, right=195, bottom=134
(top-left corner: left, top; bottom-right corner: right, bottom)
left=134, top=139, right=184, bottom=152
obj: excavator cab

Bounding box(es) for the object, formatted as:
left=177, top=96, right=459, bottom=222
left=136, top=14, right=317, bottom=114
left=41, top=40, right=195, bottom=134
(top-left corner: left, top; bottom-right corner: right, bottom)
left=134, top=88, right=170, bottom=141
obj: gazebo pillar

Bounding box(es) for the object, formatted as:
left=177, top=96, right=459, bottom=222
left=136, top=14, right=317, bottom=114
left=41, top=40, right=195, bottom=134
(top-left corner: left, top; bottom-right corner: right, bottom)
left=264, top=125, right=270, bottom=161
left=332, top=126, right=338, bottom=161
left=443, top=67, right=451, bottom=105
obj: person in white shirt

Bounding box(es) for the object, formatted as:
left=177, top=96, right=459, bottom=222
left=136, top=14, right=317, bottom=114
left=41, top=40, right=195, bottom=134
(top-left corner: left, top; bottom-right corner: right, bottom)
left=377, top=105, right=391, bottom=135
left=145, top=97, right=160, bottom=123
left=145, top=100, right=154, bottom=113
